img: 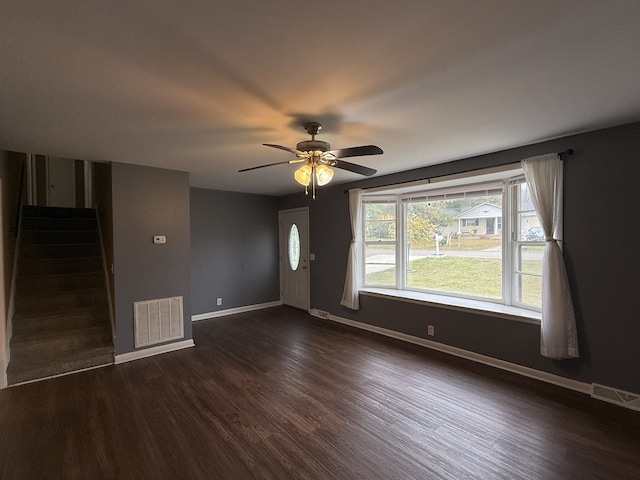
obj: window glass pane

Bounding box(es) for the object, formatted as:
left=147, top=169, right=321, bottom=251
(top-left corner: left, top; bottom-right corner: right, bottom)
left=364, top=244, right=396, bottom=286
left=405, top=192, right=502, bottom=300
left=514, top=244, right=542, bottom=308
left=518, top=244, right=543, bottom=275
left=288, top=224, right=300, bottom=271
left=364, top=202, right=396, bottom=241
left=517, top=183, right=542, bottom=241
left=519, top=275, right=542, bottom=308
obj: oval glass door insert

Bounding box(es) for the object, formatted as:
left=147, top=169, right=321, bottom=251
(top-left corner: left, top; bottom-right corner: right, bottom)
left=288, top=224, right=300, bottom=271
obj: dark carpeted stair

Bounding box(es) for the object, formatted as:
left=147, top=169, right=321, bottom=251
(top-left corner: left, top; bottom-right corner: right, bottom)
left=7, top=206, right=114, bottom=385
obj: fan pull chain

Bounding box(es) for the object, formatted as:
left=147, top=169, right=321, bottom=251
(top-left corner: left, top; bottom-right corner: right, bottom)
left=312, top=164, right=316, bottom=199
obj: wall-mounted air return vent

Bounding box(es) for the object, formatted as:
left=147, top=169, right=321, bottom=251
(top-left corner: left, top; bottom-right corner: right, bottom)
left=134, top=296, right=184, bottom=348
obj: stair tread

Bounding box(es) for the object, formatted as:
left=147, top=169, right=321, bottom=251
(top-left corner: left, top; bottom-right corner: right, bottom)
left=16, top=284, right=106, bottom=296
left=13, top=310, right=111, bottom=336
left=20, top=242, right=100, bottom=247
left=11, top=322, right=111, bottom=344
left=19, top=255, right=101, bottom=260
left=17, top=256, right=103, bottom=275
left=21, top=229, right=97, bottom=233
left=17, top=271, right=103, bottom=280
left=8, top=344, right=113, bottom=365
left=13, top=304, right=109, bottom=319
left=6, top=349, right=114, bottom=385
left=9, top=326, right=113, bottom=369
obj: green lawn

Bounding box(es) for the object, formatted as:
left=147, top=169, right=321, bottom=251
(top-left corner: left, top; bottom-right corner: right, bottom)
left=439, top=238, right=502, bottom=251
left=366, top=256, right=542, bottom=307
left=411, top=237, right=502, bottom=251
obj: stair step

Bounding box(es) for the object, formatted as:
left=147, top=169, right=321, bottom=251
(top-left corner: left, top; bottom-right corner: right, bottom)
left=12, top=307, right=111, bottom=336
left=20, top=229, right=100, bottom=245
left=15, top=287, right=107, bottom=314
left=6, top=345, right=114, bottom=385
left=17, top=271, right=104, bottom=293
left=11, top=324, right=112, bottom=357
left=19, top=243, right=101, bottom=259
left=22, top=205, right=97, bottom=219
left=21, top=216, right=98, bottom=232
left=18, top=256, right=103, bottom=275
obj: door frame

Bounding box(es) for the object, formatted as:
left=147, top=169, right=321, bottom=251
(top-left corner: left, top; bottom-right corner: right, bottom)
left=279, top=207, right=310, bottom=311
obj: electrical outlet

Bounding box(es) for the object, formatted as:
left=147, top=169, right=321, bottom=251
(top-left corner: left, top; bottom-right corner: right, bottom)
left=427, top=325, right=435, bottom=336
left=153, top=235, right=166, bottom=244
left=216, top=297, right=222, bottom=306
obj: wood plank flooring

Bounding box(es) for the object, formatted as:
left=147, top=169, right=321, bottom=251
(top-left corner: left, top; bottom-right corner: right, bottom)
left=1, top=306, right=639, bottom=479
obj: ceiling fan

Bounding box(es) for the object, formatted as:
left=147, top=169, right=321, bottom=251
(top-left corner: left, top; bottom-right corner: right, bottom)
left=239, top=122, right=383, bottom=198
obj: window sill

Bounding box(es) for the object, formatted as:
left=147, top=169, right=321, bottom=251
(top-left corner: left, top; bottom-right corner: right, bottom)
left=359, top=288, right=541, bottom=324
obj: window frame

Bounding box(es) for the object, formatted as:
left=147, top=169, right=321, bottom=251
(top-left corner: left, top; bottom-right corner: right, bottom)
left=360, top=166, right=549, bottom=316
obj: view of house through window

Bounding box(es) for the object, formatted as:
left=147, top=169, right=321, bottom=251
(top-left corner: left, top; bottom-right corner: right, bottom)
left=404, top=188, right=504, bottom=300
left=363, top=173, right=545, bottom=312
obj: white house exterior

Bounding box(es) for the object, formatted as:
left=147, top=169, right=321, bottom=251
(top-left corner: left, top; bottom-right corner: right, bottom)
left=454, top=202, right=502, bottom=235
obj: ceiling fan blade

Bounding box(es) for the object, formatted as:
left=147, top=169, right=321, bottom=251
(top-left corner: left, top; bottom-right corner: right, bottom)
left=334, top=160, right=377, bottom=176
left=326, top=145, right=383, bottom=159
left=238, top=160, right=298, bottom=172
left=263, top=143, right=304, bottom=156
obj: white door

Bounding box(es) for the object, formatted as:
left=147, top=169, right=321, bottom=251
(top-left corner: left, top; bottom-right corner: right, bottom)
left=47, top=157, right=76, bottom=207
left=279, top=208, right=309, bottom=311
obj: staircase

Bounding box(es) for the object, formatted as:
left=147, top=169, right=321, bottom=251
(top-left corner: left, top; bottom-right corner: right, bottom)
left=7, top=206, right=114, bottom=385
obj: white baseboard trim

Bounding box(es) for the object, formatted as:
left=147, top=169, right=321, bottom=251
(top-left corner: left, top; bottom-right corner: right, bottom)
left=192, top=300, right=283, bottom=322
left=114, top=339, right=195, bottom=364
left=309, top=308, right=592, bottom=396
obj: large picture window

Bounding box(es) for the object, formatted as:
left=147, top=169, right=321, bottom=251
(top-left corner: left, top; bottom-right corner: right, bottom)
left=362, top=168, right=548, bottom=313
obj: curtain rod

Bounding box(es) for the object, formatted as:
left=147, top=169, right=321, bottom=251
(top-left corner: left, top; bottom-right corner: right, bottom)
left=344, top=149, right=574, bottom=193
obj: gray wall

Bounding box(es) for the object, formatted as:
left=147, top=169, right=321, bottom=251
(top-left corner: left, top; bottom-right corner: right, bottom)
left=278, top=121, right=640, bottom=394
left=111, top=163, right=192, bottom=355
left=190, top=188, right=279, bottom=315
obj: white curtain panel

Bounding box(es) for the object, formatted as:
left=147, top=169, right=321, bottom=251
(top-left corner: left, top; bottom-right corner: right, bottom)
left=522, top=153, right=579, bottom=358
left=341, top=189, right=363, bottom=310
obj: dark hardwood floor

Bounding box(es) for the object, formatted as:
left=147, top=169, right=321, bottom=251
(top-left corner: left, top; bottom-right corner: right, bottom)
left=1, top=306, right=639, bottom=479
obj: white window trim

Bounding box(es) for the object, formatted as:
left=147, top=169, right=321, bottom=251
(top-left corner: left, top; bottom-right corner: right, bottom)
left=360, top=164, right=545, bottom=322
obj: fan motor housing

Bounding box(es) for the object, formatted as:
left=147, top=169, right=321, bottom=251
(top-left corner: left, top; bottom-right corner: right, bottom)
left=296, top=140, right=330, bottom=152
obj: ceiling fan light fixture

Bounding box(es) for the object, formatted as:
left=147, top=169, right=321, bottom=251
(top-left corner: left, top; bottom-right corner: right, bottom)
left=294, top=163, right=312, bottom=186
left=243, top=122, right=382, bottom=198
left=315, top=164, right=334, bottom=186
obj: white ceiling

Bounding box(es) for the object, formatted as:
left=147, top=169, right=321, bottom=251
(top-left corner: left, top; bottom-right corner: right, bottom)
left=2, top=1, right=640, bottom=196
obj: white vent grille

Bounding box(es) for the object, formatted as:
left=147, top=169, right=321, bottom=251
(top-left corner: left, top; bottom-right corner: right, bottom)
left=592, top=384, right=640, bottom=411
left=134, top=296, right=184, bottom=348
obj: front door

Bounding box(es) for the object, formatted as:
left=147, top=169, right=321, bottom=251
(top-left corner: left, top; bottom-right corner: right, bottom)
left=279, top=208, right=309, bottom=310
left=487, top=217, right=495, bottom=235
